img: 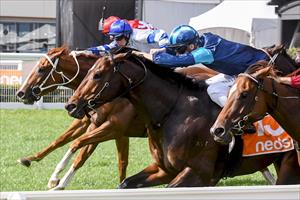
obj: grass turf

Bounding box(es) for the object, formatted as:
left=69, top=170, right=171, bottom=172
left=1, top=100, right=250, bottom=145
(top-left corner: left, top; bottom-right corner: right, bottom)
left=0, top=109, right=270, bottom=191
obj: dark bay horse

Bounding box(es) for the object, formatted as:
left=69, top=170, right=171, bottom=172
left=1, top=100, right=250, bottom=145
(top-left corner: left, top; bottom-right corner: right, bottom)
left=65, top=52, right=300, bottom=187
left=16, top=46, right=217, bottom=190
left=211, top=61, right=300, bottom=147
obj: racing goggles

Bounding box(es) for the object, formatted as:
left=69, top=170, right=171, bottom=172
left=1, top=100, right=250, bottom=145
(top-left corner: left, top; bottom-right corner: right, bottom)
left=110, top=35, right=125, bottom=41
left=167, top=44, right=188, bottom=54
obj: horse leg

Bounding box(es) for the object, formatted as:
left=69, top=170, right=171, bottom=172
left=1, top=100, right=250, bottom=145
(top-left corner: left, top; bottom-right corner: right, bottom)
left=47, top=122, right=97, bottom=189
left=18, top=117, right=90, bottom=167
left=69, top=120, right=122, bottom=153
left=50, top=143, right=98, bottom=190
left=260, top=168, right=276, bottom=185
left=115, top=137, right=129, bottom=182
left=118, top=163, right=174, bottom=188
left=47, top=148, right=74, bottom=189
left=167, top=167, right=211, bottom=187
left=276, top=150, right=300, bottom=184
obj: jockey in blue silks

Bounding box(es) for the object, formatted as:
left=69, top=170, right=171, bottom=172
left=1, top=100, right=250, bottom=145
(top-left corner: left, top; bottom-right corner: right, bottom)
left=72, top=17, right=169, bottom=56
left=152, top=25, right=269, bottom=108
left=149, top=25, right=270, bottom=135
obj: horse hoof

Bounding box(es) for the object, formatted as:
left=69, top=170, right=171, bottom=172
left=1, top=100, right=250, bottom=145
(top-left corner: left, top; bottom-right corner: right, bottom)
left=17, top=158, right=31, bottom=167
left=118, top=181, right=128, bottom=189
left=47, top=179, right=60, bottom=189
left=49, top=185, right=65, bottom=191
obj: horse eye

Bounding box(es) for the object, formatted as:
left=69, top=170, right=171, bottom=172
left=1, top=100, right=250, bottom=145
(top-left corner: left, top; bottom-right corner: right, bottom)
left=241, top=92, right=248, bottom=99
left=93, top=73, right=101, bottom=80
left=37, top=68, right=46, bottom=75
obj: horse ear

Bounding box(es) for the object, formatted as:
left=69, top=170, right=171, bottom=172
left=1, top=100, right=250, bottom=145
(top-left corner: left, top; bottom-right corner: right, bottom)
left=114, top=52, right=132, bottom=62
left=253, top=66, right=272, bottom=79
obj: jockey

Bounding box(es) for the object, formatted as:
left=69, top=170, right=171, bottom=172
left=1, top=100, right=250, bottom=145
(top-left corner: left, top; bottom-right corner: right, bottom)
left=149, top=25, right=270, bottom=134
left=151, top=25, right=269, bottom=107
left=73, top=16, right=169, bottom=55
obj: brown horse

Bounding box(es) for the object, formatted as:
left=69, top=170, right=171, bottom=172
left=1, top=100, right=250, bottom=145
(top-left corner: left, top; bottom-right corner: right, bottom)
left=211, top=61, right=300, bottom=146
left=65, top=51, right=300, bottom=187
left=16, top=46, right=217, bottom=190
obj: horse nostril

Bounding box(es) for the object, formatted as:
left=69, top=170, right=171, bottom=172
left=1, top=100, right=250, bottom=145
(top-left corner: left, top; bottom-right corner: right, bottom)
left=32, top=86, right=41, bottom=96
left=65, top=103, right=77, bottom=112
left=16, top=91, right=25, bottom=99
left=214, top=127, right=225, bottom=137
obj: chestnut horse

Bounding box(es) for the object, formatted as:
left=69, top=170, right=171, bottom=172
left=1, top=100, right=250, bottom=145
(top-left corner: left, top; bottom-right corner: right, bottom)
left=16, top=47, right=137, bottom=188
left=65, top=51, right=300, bottom=187
left=211, top=61, right=300, bottom=148
left=16, top=46, right=217, bottom=190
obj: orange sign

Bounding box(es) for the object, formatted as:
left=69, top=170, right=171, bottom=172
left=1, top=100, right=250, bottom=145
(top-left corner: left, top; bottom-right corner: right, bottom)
left=242, top=115, right=294, bottom=157
left=0, top=70, right=22, bottom=85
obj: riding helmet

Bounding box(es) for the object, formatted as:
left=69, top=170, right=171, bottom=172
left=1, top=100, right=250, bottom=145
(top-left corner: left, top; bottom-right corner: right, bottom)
left=102, top=16, right=120, bottom=34
left=108, top=19, right=133, bottom=38
left=168, top=25, right=200, bottom=47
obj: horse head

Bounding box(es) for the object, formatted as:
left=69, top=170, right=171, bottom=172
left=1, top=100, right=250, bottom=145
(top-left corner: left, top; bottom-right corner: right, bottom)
left=210, top=61, right=276, bottom=141
left=16, top=46, right=97, bottom=104
left=265, top=44, right=298, bottom=75
left=65, top=51, right=144, bottom=119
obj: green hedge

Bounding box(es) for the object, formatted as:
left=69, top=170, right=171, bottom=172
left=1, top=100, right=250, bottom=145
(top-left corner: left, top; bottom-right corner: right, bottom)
left=287, top=47, right=299, bottom=59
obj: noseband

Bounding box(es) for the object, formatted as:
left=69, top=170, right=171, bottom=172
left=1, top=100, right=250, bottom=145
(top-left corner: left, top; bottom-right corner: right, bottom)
left=87, top=52, right=148, bottom=108
left=31, top=52, right=80, bottom=99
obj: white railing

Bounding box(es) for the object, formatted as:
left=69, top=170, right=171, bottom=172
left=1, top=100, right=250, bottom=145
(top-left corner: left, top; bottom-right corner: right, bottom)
left=0, top=85, right=73, bottom=109
left=1, top=185, right=299, bottom=200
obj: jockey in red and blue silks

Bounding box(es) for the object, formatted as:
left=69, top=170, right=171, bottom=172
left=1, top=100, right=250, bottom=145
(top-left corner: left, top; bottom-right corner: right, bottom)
left=73, top=16, right=169, bottom=56
left=152, top=25, right=269, bottom=108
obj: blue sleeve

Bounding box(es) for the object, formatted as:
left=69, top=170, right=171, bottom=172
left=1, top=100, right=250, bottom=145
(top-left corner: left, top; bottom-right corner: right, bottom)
left=191, top=47, right=214, bottom=64
left=87, top=41, right=117, bottom=55
left=153, top=52, right=196, bottom=68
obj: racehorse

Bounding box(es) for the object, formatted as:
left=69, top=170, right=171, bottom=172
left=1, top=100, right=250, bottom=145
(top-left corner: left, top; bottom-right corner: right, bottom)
left=211, top=61, right=300, bottom=147
left=16, top=46, right=136, bottom=187
left=65, top=51, right=300, bottom=187
left=15, top=46, right=217, bottom=190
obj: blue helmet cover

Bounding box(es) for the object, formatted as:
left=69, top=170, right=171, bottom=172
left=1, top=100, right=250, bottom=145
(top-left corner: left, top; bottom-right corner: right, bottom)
left=109, top=19, right=133, bottom=38
left=169, top=25, right=199, bottom=47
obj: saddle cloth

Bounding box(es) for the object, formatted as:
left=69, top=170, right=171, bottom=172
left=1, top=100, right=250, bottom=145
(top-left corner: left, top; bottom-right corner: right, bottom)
left=242, top=115, right=294, bottom=157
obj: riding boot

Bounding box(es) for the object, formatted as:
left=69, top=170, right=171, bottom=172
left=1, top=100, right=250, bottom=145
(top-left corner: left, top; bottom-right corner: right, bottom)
left=242, top=123, right=256, bottom=134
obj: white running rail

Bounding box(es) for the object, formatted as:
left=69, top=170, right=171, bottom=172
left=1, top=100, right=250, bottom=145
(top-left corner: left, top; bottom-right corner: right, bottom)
left=1, top=185, right=300, bottom=200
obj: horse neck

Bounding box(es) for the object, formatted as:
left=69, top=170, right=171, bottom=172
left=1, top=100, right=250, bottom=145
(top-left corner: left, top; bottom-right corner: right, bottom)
left=58, top=55, right=96, bottom=90
left=275, top=54, right=297, bottom=76
left=127, top=67, right=182, bottom=124
left=263, top=78, right=300, bottom=141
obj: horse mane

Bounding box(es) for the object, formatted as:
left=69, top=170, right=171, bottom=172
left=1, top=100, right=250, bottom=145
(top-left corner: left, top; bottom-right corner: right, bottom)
left=47, top=45, right=99, bottom=61
left=111, top=47, right=207, bottom=90
left=138, top=57, right=207, bottom=90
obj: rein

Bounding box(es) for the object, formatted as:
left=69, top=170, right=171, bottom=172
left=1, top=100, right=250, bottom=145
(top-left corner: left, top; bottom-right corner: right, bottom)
left=238, top=73, right=300, bottom=100
left=87, top=53, right=148, bottom=108
left=32, top=52, right=80, bottom=98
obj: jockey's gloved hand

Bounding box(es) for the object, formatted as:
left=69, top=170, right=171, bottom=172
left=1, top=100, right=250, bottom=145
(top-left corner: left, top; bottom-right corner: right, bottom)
left=69, top=50, right=92, bottom=56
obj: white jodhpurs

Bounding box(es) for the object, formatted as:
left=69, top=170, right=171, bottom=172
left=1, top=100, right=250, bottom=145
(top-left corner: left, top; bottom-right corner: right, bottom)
left=205, top=73, right=236, bottom=107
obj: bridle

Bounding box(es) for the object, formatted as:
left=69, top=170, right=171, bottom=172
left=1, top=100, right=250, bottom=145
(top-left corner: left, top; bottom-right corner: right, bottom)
left=231, top=71, right=300, bottom=134
left=87, top=52, right=148, bottom=108
left=31, top=51, right=80, bottom=99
